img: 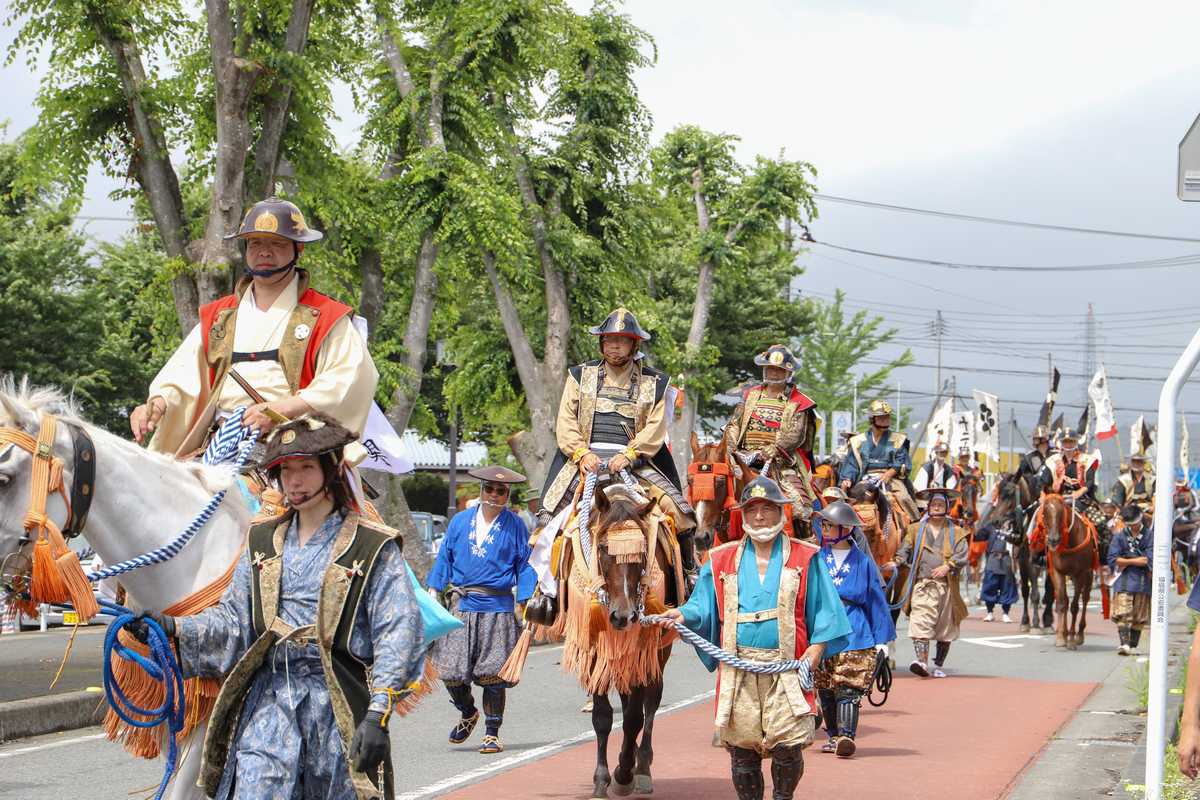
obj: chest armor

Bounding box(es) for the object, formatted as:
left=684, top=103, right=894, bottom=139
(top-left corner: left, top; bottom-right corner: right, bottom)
left=862, top=436, right=893, bottom=469
left=743, top=396, right=787, bottom=450
left=1124, top=476, right=1152, bottom=502
left=591, top=376, right=639, bottom=446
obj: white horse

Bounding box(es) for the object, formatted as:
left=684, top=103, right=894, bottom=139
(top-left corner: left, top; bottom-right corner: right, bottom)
left=0, top=380, right=251, bottom=800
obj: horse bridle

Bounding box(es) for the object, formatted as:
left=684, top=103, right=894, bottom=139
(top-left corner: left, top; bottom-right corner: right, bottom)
left=0, top=413, right=96, bottom=599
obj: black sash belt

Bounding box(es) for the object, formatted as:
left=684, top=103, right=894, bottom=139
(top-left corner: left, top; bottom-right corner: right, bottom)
left=231, top=349, right=280, bottom=364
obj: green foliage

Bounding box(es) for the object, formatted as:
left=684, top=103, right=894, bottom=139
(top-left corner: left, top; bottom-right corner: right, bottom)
left=792, top=289, right=914, bottom=448
left=400, top=472, right=451, bottom=515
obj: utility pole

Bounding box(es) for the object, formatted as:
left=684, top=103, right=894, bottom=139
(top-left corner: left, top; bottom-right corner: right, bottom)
left=927, top=311, right=948, bottom=394
left=1084, top=303, right=1097, bottom=436
left=1008, top=408, right=1016, bottom=473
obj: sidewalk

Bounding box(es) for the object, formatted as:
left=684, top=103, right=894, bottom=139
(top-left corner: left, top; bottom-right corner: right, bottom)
left=0, top=626, right=107, bottom=742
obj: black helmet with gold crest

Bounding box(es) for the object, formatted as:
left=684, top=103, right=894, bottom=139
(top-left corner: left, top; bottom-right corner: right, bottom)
left=753, top=344, right=797, bottom=373
left=225, top=197, right=324, bottom=244
left=589, top=307, right=651, bottom=341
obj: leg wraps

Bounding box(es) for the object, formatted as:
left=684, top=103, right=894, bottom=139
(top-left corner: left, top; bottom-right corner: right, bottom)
left=913, top=638, right=930, bottom=665
left=446, top=682, right=477, bottom=718
left=817, top=688, right=838, bottom=738
left=482, top=686, right=506, bottom=736
left=769, top=743, right=804, bottom=800
left=1130, top=628, right=1143, bottom=648
left=834, top=688, right=862, bottom=740
left=934, top=641, right=951, bottom=667
left=728, top=746, right=764, bottom=800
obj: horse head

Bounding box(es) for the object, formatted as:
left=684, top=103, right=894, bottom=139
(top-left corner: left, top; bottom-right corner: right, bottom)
left=688, top=432, right=733, bottom=553
left=980, top=473, right=1019, bottom=529
left=593, top=483, right=656, bottom=631
left=1041, top=493, right=1068, bottom=551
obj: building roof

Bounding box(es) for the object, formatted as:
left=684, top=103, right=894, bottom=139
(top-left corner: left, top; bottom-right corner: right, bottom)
left=401, top=430, right=488, bottom=471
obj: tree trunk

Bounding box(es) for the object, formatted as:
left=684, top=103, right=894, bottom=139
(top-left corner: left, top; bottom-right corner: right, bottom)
left=367, top=470, right=432, bottom=580
left=358, top=248, right=385, bottom=339
left=89, top=11, right=199, bottom=335
left=248, top=0, right=316, bottom=201
left=387, top=233, right=439, bottom=434
left=198, top=0, right=262, bottom=304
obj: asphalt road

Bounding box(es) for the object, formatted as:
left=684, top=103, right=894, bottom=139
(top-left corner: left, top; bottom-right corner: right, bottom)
left=0, top=626, right=107, bottom=702
left=0, top=592, right=1151, bottom=799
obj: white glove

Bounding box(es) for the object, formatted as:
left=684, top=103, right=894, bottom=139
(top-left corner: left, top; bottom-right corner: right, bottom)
left=875, top=643, right=889, bottom=654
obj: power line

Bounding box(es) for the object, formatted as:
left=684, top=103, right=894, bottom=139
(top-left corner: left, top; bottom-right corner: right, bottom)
left=813, top=193, right=1200, bottom=243
left=811, top=239, right=1200, bottom=273
left=861, top=358, right=1183, bottom=384
left=890, top=386, right=1200, bottom=416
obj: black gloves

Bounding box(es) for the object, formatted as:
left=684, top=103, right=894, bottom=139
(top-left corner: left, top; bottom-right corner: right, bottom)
left=125, top=611, right=176, bottom=645
left=350, top=710, right=390, bottom=774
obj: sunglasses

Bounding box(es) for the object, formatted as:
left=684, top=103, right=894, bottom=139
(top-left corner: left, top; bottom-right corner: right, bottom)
left=481, top=483, right=510, bottom=496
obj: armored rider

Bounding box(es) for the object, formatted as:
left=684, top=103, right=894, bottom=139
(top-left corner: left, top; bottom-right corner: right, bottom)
left=540, top=307, right=698, bottom=581
left=130, top=197, right=378, bottom=454
left=1112, top=452, right=1155, bottom=516
left=722, top=344, right=820, bottom=512
left=838, top=400, right=918, bottom=520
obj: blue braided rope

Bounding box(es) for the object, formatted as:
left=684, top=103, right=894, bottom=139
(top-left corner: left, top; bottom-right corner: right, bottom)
left=577, top=470, right=598, bottom=567
left=641, top=614, right=813, bottom=690
left=97, top=598, right=186, bottom=800
left=88, top=412, right=258, bottom=583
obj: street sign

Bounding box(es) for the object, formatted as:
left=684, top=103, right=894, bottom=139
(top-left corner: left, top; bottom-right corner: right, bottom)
left=1178, top=112, right=1200, bottom=200
left=832, top=410, right=852, bottom=446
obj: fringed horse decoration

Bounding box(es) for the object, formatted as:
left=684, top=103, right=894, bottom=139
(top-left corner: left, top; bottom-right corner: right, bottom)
left=687, top=433, right=741, bottom=560
left=1032, top=493, right=1098, bottom=650
left=560, top=482, right=684, bottom=798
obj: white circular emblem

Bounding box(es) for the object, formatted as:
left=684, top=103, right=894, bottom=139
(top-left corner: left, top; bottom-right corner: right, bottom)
left=294, top=324, right=311, bottom=341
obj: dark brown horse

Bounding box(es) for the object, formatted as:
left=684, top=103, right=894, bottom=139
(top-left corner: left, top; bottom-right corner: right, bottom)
left=686, top=433, right=758, bottom=560
left=1038, top=494, right=1097, bottom=650
left=979, top=472, right=1046, bottom=632
left=561, top=484, right=677, bottom=798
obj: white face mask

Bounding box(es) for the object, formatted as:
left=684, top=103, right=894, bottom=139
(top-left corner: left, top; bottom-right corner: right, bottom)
left=745, top=518, right=786, bottom=543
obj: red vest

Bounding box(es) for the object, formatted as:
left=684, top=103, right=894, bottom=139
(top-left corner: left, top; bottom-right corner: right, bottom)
left=198, top=288, right=352, bottom=389
left=707, top=537, right=816, bottom=661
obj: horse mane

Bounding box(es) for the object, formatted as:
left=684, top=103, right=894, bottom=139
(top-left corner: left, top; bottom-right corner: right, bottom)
left=0, top=375, right=235, bottom=492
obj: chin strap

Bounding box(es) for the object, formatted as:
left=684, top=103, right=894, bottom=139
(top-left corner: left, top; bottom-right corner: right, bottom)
left=242, top=241, right=299, bottom=278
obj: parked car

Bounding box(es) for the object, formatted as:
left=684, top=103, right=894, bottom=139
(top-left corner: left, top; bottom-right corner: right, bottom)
left=411, top=512, right=448, bottom=556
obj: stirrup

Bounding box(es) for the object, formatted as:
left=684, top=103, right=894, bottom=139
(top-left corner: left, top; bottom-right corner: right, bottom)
left=479, top=734, right=504, bottom=754
left=449, top=710, right=480, bottom=744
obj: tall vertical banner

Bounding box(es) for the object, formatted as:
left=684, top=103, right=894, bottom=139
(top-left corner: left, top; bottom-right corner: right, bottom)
left=924, top=398, right=953, bottom=453
left=972, top=390, right=1000, bottom=460
left=1131, top=415, right=1146, bottom=458
left=951, top=410, right=976, bottom=457
left=1181, top=412, right=1190, bottom=476
left=1088, top=366, right=1118, bottom=440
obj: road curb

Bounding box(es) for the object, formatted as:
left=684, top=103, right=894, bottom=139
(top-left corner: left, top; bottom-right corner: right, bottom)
left=0, top=690, right=107, bottom=743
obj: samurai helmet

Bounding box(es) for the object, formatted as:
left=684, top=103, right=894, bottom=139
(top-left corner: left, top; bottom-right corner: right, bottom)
left=868, top=399, right=893, bottom=419
left=753, top=344, right=798, bottom=373
left=817, top=500, right=861, bottom=529
left=1032, top=425, right=1050, bottom=442
left=737, top=475, right=789, bottom=508
left=933, top=441, right=950, bottom=456
left=254, top=412, right=355, bottom=471
left=1059, top=427, right=1081, bottom=447
left=226, top=197, right=324, bottom=243
left=589, top=307, right=651, bottom=341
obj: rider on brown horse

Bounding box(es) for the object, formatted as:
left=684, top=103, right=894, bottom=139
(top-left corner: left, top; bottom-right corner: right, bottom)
left=723, top=344, right=819, bottom=520
left=1038, top=428, right=1100, bottom=523
left=838, top=400, right=918, bottom=520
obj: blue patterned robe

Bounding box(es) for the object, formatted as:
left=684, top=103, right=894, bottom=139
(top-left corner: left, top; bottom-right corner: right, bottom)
left=817, top=543, right=896, bottom=649
left=176, top=511, right=423, bottom=800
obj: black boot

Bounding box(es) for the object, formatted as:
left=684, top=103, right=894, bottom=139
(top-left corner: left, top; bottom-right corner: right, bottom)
left=816, top=690, right=835, bottom=753
left=446, top=682, right=480, bottom=744
left=729, top=746, right=764, bottom=800
left=678, top=531, right=699, bottom=597
left=934, top=641, right=951, bottom=668
left=769, top=743, right=804, bottom=799
left=1129, top=627, right=1143, bottom=651
left=834, top=689, right=861, bottom=758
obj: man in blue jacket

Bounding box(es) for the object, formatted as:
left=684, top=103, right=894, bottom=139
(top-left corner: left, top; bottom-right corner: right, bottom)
left=1107, top=504, right=1151, bottom=655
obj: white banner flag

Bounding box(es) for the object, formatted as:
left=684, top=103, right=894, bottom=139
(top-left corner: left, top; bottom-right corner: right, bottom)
left=924, top=398, right=953, bottom=453
left=1088, top=366, right=1118, bottom=440
left=951, top=410, right=976, bottom=457
left=350, top=315, right=415, bottom=475
left=1182, top=412, right=1190, bottom=475
left=972, top=390, right=1000, bottom=460
left=1131, top=415, right=1145, bottom=458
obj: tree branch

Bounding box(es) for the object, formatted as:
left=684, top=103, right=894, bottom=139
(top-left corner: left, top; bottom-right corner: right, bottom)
left=250, top=0, right=316, bottom=200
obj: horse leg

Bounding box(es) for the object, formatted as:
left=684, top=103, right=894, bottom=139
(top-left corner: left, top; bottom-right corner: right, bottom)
left=592, top=693, right=614, bottom=798
left=1054, top=574, right=1068, bottom=648
left=611, top=689, right=644, bottom=796
left=634, top=679, right=665, bottom=794
left=1018, top=557, right=1031, bottom=632
left=1075, top=574, right=1091, bottom=648
left=1066, top=578, right=1081, bottom=650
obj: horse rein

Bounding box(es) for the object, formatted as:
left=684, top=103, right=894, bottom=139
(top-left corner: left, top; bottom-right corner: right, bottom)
left=0, top=413, right=95, bottom=542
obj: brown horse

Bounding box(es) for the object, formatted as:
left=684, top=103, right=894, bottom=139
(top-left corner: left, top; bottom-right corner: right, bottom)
left=686, top=433, right=759, bottom=560
left=953, top=475, right=984, bottom=586
left=560, top=483, right=679, bottom=798
left=1037, top=494, right=1097, bottom=650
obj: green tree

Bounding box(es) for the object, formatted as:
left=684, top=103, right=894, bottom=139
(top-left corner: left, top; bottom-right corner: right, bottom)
left=792, top=289, right=913, bottom=450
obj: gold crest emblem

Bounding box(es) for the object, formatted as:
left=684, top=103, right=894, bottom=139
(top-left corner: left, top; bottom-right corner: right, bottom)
left=750, top=485, right=767, bottom=498
left=294, top=323, right=311, bottom=341
left=281, top=430, right=297, bottom=444
left=290, top=211, right=308, bottom=232
left=254, top=212, right=279, bottom=233
left=769, top=350, right=784, bottom=366
left=615, top=307, right=628, bottom=330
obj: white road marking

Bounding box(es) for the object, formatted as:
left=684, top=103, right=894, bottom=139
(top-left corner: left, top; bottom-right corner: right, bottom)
left=960, top=634, right=1044, bottom=649
left=395, top=689, right=716, bottom=800
left=0, top=732, right=106, bottom=758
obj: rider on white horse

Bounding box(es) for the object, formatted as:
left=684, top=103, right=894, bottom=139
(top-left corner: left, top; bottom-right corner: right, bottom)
left=130, top=197, right=378, bottom=455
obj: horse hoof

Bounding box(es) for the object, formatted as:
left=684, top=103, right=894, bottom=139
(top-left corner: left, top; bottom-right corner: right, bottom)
left=1055, top=638, right=1066, bottom=648
left=611, top=778, right=634, bottom=797
left=593, top=783, right=610, bottom=799
left=634, top=775, right=654, bottom=794
left=1019, top=624, right=1030, bottom=633
left=1066, top=642, right=1078, bottom=651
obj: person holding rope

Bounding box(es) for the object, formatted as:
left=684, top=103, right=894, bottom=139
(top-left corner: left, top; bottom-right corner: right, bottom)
left=130, top=197, right=378, bottom=455
left=891, top=487, right=969, bottom=678
left=426, top=466, right=536, bottom=755
left=656, top=475, right=850, bottom=800
left=812, top=500, right=895, bottom=759
left=128, top=413, right=424, bottom=799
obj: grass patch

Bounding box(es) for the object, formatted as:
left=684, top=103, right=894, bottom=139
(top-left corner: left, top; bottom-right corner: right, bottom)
left=1128, top=660, right=1151, bottom=712
left=1125, top=745, right=1200, bottom=799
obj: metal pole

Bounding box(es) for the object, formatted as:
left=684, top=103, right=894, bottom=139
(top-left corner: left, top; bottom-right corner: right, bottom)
left=1008, top=408, right=1016, bottom=473
left=852, top=377, right=858, bottom=431
left=447, top=405, right=459, bottom=521
left=1145, top=325, right=1200, bottom=800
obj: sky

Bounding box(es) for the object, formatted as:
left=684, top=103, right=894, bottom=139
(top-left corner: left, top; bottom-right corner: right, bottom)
left=3, top=0, right=1200, bottom=466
